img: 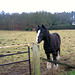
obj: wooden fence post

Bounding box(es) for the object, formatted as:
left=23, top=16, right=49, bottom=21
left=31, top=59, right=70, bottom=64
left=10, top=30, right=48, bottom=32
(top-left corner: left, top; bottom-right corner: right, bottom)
left=32, top=43, right=40, bottom=75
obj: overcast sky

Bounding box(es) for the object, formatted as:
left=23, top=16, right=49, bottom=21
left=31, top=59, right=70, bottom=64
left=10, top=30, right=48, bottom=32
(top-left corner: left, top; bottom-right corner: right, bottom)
left=0, top=0, right=75, bottom=13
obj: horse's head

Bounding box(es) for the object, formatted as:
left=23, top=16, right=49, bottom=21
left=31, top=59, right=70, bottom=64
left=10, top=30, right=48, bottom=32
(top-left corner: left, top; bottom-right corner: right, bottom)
left=36, top=24, right=47, bottom=43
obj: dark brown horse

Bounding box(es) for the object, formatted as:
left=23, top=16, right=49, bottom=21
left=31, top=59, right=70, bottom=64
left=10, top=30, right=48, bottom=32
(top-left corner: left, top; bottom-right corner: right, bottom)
left=36, top=25, right=61, bottom=69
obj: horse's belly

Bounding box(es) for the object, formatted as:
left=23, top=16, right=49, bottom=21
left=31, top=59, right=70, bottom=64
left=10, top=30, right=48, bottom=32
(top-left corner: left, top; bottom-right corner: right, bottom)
left=44, top=49, right=54, bottom=54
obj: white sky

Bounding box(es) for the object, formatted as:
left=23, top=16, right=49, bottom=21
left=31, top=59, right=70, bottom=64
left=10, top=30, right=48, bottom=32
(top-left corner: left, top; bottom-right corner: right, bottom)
left=0, top=0, right=75, bottom=13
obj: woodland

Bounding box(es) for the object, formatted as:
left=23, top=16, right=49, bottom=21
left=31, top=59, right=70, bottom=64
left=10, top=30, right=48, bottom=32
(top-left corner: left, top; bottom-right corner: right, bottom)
left=0, top=11, right=75, bottom=30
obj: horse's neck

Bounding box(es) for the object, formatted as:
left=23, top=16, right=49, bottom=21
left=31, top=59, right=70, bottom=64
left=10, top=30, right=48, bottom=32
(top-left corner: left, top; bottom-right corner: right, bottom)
left=44, top=32, right=51, bottom=45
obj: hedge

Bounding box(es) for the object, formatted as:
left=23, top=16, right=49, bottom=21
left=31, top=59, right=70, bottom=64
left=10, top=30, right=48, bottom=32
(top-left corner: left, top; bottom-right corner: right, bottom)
left=49, top=25, right=75, bottom=30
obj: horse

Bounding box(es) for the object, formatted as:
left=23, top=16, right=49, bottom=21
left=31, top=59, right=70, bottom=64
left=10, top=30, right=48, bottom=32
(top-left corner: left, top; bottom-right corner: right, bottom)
left=36, top=24, right=61, bottom=69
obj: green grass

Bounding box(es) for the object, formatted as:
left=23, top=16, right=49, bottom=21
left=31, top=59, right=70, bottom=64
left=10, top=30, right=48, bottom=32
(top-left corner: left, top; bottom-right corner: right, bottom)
left=62, top=71, right=75, bottom=75
left=70, top=71, right=75, bottom=75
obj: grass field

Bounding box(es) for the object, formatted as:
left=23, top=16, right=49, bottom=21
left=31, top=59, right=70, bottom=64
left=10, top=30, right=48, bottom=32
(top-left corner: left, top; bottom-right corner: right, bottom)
left=0, top=30, right=75, bottom=75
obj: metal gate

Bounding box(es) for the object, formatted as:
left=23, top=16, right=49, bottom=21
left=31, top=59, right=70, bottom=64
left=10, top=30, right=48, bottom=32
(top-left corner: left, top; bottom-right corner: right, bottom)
left=0, top=44, right=31, bottom=75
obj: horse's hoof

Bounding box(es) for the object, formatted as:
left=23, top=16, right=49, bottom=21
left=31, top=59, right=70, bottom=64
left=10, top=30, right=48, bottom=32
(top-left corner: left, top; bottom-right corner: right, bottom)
left=47, top=62, right=51, bottom=69
left=53, top=64, right=58, bottom=70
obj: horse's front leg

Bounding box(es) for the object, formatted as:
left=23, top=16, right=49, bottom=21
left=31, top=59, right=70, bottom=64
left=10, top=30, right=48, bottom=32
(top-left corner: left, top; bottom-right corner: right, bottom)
left=52, top=52, right=58, bottom=69
left=46, top=53, right=51, bottom=69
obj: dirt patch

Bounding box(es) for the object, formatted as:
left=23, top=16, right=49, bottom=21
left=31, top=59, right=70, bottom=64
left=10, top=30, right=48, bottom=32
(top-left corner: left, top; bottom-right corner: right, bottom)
left=0, top=62, right=30, bottom=75
left=0, top=60, right=74, bottom=75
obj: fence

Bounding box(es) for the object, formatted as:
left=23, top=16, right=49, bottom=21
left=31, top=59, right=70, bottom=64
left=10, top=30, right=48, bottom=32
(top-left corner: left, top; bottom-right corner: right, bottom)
left=40, top=57, right=75, bottom=69
left=1, top=43, right=75, bottom=75
left=0, top=44, right=31, bottom=75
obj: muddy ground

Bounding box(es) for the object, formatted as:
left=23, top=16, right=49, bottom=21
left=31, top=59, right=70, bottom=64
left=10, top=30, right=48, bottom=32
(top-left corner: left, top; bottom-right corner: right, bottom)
left=0, top=58, right=75, bottom=75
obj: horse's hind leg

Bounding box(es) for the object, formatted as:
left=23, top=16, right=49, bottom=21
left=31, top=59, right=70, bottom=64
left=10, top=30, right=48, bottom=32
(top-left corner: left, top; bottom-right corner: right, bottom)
left=57, top=48, right=60, bottom=60
left=52, top=52, right=58, bottom=69
left=46, top=53, right=51, bottom=69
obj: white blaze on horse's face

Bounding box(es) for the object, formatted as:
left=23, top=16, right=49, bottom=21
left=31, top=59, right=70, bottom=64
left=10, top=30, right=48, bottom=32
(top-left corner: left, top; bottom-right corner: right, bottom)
left=36, top=30, right=41, bottom=43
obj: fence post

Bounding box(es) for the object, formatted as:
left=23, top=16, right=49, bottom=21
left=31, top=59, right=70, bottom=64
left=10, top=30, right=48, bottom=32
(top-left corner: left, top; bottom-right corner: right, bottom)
left=32, top=43, right=40, bottom=75
left=28, top=46, right=31, bottom=75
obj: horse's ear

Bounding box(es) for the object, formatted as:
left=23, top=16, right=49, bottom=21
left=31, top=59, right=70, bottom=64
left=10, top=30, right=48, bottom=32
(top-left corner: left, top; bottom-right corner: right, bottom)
left=38, top=25, right=40, bottom=28
left=42, top=24, right=45, bottom=29
left=36, top=25, right=40, bottom=33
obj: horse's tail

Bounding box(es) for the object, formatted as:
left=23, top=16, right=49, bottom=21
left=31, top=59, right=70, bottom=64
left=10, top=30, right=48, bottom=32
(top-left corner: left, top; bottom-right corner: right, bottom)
left=55, top=33, right=61, bottom=54
left=56, top=33, right=61, bottom=45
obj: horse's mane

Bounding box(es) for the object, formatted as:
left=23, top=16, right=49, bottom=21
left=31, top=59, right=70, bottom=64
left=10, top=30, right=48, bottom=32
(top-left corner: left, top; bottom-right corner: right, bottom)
left=43, top=25, right=51, bottom=37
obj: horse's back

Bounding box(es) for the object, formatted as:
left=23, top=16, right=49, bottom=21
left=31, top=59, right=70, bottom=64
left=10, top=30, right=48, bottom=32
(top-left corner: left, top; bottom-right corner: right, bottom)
left=51, top=33, right=61, bottom=48
left=51, top=33, right=61, bottom=41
